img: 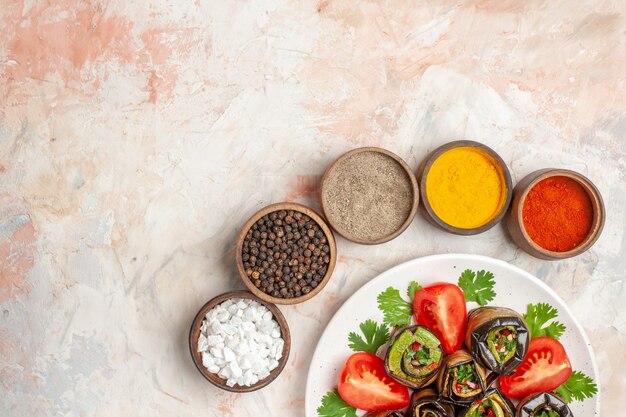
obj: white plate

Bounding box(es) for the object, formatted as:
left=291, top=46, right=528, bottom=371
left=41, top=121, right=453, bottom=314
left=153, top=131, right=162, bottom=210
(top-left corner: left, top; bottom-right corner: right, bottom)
left=305, top=254, right=600, bottom=416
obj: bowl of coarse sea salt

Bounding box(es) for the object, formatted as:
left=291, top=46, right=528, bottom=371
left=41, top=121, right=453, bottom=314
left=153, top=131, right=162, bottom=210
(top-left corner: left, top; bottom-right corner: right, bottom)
left=189, top=290, right=291, bottom=392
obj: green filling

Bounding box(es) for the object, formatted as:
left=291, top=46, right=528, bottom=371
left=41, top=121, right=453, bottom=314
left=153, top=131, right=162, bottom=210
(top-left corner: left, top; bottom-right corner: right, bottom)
left=451, top=363, right=480, bottom=395
left=487, top=326, right=517, bottom=364
left=535, top=410, right=560, bottom=417
left=465, top=398, right=505, bottom=417
left=388, top=327, right=441, bottom=382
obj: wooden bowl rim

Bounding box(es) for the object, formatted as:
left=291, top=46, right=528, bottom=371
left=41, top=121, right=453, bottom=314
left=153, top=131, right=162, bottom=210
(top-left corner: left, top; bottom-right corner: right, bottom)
left=188, top=290, right=291, bottom=392
left=417, top=140, right=513, bottom=236
left=512, top=168, right=605, bottom=259
left=236, top=202, right=337, bottom=305
left=319, top=146, right=419, bottom=244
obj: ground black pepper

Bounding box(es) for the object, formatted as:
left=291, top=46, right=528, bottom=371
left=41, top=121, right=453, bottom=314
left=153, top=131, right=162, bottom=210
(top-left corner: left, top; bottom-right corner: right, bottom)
left=241, top=210, right=330, bottom=299
left=321, top=150, right=414, bottom=242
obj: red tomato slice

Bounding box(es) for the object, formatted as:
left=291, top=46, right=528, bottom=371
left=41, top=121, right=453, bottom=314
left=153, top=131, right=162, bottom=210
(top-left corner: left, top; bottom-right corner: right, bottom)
left=338, top=352, right=409, bottom=412
left=413, top=283, right=467, bottom=354
left=499, top=336, right=572, bottom=399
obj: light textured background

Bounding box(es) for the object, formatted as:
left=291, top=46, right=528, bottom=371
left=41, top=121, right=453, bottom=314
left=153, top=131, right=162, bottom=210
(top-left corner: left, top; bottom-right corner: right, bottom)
left=1, top=1, right=624, bottom=416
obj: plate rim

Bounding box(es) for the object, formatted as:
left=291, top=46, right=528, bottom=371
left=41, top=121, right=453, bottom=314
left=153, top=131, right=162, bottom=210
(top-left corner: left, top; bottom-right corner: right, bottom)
left=304, top=253, right=600, bottom=416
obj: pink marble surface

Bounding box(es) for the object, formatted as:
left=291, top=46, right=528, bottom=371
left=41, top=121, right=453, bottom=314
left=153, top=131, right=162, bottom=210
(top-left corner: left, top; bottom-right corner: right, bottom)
left=1, top=1, right=625, bottom=416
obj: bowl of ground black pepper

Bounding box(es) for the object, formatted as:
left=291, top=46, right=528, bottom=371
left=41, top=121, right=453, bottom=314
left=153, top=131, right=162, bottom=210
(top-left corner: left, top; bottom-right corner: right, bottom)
left=507, top=168, right=605, bottom=260
left=320, top=147, right=419, bottom=244
left=236, top=202, right=337, bottom=305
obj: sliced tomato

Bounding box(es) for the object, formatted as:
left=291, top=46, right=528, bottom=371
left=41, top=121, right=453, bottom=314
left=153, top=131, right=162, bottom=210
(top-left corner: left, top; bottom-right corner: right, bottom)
left=499, top=336, right=572, bottom=399
left=338, top=352, right=409, bottom=411
left=413, top=283, right=467, bottom=354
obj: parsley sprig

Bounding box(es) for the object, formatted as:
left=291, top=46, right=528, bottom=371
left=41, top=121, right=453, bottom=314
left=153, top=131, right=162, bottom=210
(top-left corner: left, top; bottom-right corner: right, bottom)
left=523, top=303, right=567, bottom=339
left=458, top=269, right=496, bottom=305
left=377, top=286, right=413, bottom=327
left=407, top=280, right=422, bottom=300
left=317, top=390, right=357, bottom=417
left=536, top=410, right=559, bottom=417
left=347, top=319, right=390, bottom=354
left=554, top=370, right=598, bottom=402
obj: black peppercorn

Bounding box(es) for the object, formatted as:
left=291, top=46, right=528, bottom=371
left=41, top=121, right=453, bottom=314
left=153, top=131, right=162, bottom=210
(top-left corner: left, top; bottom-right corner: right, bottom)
left=242, top=209, right=331, bottom=299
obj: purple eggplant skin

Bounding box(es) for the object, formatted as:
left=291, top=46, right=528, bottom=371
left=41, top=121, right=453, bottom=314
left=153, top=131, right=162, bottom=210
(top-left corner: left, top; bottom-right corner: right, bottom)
left=465, top=307, right=530, bottom=376
left=515, top=392, right=573, bottom=417
left=437, top=350, right=488, bottom=406
left=458, top=388, right=516, bottom=417
left=410, top=388, right=455, bottom=417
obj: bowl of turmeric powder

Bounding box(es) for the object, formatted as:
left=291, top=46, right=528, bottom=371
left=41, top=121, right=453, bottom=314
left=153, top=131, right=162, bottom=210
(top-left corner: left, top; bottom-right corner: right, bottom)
left=506, top=168, right=605, bottom=260
left=417, top=140, right=513, bottom=235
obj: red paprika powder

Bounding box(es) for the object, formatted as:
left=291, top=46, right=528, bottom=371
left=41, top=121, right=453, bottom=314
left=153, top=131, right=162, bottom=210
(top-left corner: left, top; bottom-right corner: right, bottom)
left=522, top=176, right=593, bottom=252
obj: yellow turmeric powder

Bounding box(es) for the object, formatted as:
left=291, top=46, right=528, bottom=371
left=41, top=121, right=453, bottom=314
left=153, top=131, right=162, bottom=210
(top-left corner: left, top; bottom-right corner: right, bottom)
left=426, top=147, right=506, bottom=229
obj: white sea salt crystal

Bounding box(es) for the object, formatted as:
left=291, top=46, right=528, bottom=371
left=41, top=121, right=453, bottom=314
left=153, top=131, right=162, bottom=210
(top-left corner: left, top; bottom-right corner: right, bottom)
left=243, top=369, right=254, bottom=385
left=202, top=352, right=214, bottom=368
left=240, top=357, right=252, bottom=370
left=211, top=321, right=222, bottom=334
left=221, top=323, right=235, bottom=335
left=207, top=335, right=221, bottom=346
left=217, top=311, right=229, bottom=322
left=269, top=344, right=278, bottom=358
left=223, top=347, right=236, bottom=362
left=229, top=362, right=243, bottom=378
left=197, top=334, right=209, bottom=352
left=197, top=298, right=284, bottom=387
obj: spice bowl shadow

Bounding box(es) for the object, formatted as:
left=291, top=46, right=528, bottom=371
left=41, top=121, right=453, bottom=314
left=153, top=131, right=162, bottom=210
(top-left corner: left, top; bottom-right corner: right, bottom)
left=189, top=290, right=291, bottom=392
left=236, top=202, right=337, bottom=305
left=319, top=147, right=420, bottom=244
left=506, top=168, right=605, bottom=260
left=417, top=140, right=513, bottom=235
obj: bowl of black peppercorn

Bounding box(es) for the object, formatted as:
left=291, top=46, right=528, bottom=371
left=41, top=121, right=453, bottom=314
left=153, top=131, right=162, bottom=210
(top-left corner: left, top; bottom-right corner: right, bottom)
left=236, top=202, right=337, bottom=305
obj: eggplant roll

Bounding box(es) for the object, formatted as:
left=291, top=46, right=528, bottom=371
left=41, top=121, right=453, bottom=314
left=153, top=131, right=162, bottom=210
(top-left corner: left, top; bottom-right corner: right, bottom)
left=364, top=412, right=405, bottom=417
left=436, top=349, right=487, bottom=405
left=410, top=388, right=455, bottom=417
left=385, top=325, right=444, bottom=389
left=515, top=392, right=573, bottom=417
left=460, top=389, right=515, bottom=417
left=465, top=307, right=530, bottom=375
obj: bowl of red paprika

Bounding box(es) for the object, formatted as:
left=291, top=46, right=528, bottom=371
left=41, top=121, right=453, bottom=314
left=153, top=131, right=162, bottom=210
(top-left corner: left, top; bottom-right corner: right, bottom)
left=507, top=169, right=605, bottom=260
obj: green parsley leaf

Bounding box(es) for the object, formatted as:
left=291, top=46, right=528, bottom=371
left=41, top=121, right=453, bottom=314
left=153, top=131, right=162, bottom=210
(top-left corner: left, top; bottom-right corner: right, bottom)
left=454, top=363, right=477, bottom=383
left=407, top=280, right=422, bottom=300
left=553, top=370, right=598, bottom=402
left=377, top=287, right=413, bottom=327
left=458, top=269, right=496, bottom=305
left=317, top=389, right=357, bottom=417
left=347, top=319, right=390, bottom=354
left=523, top=303, right=567, bottom=340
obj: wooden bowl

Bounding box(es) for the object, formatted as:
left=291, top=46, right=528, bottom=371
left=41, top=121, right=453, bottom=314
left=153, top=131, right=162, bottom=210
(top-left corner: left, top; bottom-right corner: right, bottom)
left=189, top=290, right=291, bottom=392
left=506, top=168, right=605, bottom=260
left=319, top=147, right=419, bottom=244
left=417, top=140, right=513, bottom=235
left=236, top=202, right=337, bottom=305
